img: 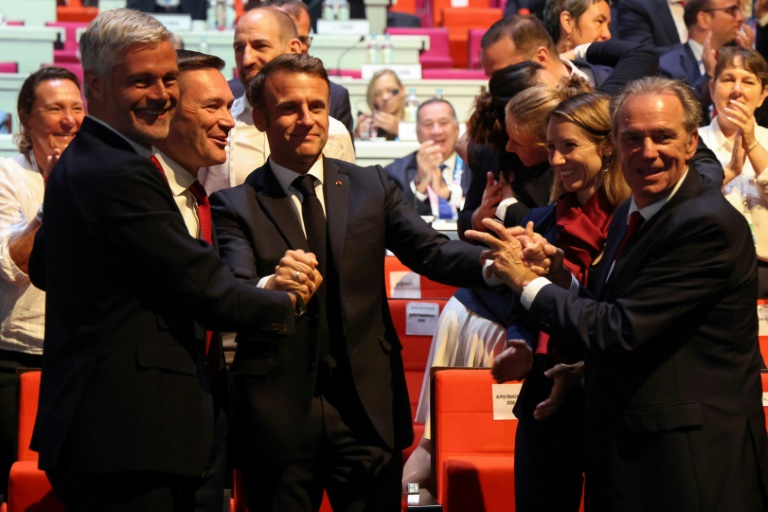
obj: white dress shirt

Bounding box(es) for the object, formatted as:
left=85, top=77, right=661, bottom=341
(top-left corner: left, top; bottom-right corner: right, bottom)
left=668, top=0, right=688, bottom=44
left=152, top=150, right=203, bottom=239
left=0, top=154, right=45, bottom=354
left=200, top=94, right=356, bottom=194
left=256, top=155, right=326, bottom=288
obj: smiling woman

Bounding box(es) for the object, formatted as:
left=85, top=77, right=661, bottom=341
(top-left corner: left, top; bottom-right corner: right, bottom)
left=543, top=0, right=612, bottom=54
left=0, top=65, right=85, bottom=501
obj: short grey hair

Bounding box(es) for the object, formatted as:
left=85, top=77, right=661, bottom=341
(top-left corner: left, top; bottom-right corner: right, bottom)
left=80, top=8, right=173, bottom=98
left=611, top=77, right=701, bottom=140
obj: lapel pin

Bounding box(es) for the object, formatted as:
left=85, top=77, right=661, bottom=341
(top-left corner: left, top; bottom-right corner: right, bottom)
left=335, top=180, right=342, bottom=186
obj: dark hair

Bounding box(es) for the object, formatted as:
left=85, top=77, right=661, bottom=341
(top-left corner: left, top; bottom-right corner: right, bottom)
left=248, top=53, right=329, bottom=110
left=481, top=14, right=558, bottom=57
left=468, top=61, right=542, bottom=149
left=683, top=0, right=709, bottom=28
left=713, top=45, right=768, bottom=87
left=417, top=98, right=457, bottom=123
left=16, top=66, right=81, bottom=155
left=177, top=49, right=225, bottom=72
left=543, top=0, right=611, bottom=44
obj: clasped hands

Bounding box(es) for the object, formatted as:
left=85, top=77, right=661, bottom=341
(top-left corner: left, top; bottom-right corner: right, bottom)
left=266, top=249, right=323, bottom=307
left=465, top=218, right=570, bottom=294
left=414, top=140, right=450, bottom=199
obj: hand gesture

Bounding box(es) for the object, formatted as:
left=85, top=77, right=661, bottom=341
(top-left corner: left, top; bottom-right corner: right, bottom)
left=356, top=113, right=374, bottom=138
left=415, top=140, right=443, bottom=193
left=533, top=361, right=584, bottom=420
left=724, top=97, right=757, bottom=147
left=491, top=339, right=533, bottom=383
left=267, top=249, right=323, bottom=305
left=465, top=217, right=540, bottom=293
left=471, top=172, right=505, bottom=231
left=43, top=148, right=62, bottom=180
left=373, top=110, right=400, bottom=136
left=736, top=23, right=755, bottom=49
left=702, top=31, right=717, bottom=79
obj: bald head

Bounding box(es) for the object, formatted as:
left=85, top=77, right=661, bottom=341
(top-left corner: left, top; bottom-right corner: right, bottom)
left=233, top=6, right=302, bottom=88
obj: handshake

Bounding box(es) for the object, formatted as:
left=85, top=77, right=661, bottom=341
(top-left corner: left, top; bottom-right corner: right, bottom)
left=465, top=218, right=571, bottom=293
left=265, top=249, right=324, bottom=309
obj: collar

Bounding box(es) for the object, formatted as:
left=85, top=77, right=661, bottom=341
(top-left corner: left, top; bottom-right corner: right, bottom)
left=627, top=169, right=689, bottom=223
left=232, top=94, right=250, bottom=122
left=563, top=59, right=591, bottom=84
left=687, top=39, right=704, bottom=63
left=152, top=150, right=197, bottom=196
left=270, top=155, right=325, bottom=195
left=705, top=116, right=732, bottom=152
left=87, top=115, right=152, bottom=158
left=441, top=152, right=458, bottom=172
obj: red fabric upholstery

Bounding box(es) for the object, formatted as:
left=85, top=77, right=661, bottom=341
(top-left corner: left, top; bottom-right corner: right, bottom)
left=47, top=21, right=87, bottom=64
left=758, top=300, right=768, bottom=366
left=56, top=0, right=98, bottom=23
left=7, top=371, right=64, bottom=512
left=384, top=255, right=457, bottom=300
left=441, top=7, right=502, bottom=68
left=431, top=0, right=491, bottom=28
left=467, top=28, right=485, bottom=70
left=385, top=27, right=454, bottom=69
left=431, top=368, right=517, bottom=510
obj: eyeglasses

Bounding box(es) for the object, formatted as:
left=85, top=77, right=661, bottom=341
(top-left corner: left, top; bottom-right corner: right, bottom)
left=702, top=4, right=741, bottom=17
left=298, top=35, right=314, bottom=48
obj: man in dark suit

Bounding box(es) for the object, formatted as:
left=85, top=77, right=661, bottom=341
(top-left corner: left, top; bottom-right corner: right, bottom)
left=29, top=10, right=310, bottom=511
left=210, top=53, right=485, bottom=512
left=617, top=0, right=684, bottom=52
left=384, top=98, right=469, bottom=217
left=126, top=0, right=208, bottom=20
left=152, top=49, right=237, bottom=512
left=469, top=76, right=768, bottom=511
left=227, top=0, right=354, bottom=137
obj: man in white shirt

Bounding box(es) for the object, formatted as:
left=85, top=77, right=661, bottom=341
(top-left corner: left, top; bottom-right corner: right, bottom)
left=200, top=6, right=355, bottom=193
left=467, top=76, right=768, bottom=512
left=384, top=98, right=470, bottom=218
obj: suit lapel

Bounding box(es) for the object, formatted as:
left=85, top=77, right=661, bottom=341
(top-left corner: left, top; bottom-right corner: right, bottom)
left=323, top=159, right=349, bottom=273
left=246, top=164, right=309, bottom=252
left=682, top=44, right=702, bottom=81
left=602, top=169, right=703, bottom=295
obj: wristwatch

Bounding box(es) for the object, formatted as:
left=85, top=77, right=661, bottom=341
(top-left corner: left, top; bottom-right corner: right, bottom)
left=288, top=291, right=307, bottom=319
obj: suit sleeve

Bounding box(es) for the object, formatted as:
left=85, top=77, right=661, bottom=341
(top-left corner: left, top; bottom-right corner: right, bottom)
left=586, top=41, right=659, bottom=96
left=528, top=208, right=750, bottom=354
left=376, top=165, right=487, bottom=287
left=209, top=189, right=264, bottom=285
left=331, top=84, right=355, bottom=139
left=98, top=159, right=294, bottom=334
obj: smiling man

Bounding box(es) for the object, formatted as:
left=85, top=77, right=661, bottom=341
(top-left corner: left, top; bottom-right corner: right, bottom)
left=467, top=76, right=768, bottom=512
left=384, top=98, right=469, bottom=218
left=29, top=10, right=307, bottom=512
left=211, top=53, right=486, bottom=512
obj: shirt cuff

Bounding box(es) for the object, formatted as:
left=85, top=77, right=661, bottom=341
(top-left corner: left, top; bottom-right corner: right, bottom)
left=494, top=197, right=518, bottom=222
left=257, top=275, right=273, bottom=288
left=572, top=43, right=591, bottom=60
left=520, top=276, right=552, bottom=310
left=410, top=180, right=428, bottom=202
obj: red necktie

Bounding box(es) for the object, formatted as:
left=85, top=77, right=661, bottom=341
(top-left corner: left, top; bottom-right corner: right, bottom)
left=149, top=155, right=168, bottom=183
left=615, top=211, right=644, bottom=260
left=188, top=181, right=212, bottom=245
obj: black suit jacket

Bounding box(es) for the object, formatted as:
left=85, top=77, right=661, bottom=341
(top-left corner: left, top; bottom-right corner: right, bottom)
left=29, top=117, right=295, bottom=476
left=528, top=168, right=768, bottom=511
left=659, top=43, right=713, bottom=125
left=383, top=151, right=472, bottom=216
left=617, top=0, right=681, bottom=53
left=210, top=158, right=485, bottom=470
left=228, top=78, right=354, bottom=137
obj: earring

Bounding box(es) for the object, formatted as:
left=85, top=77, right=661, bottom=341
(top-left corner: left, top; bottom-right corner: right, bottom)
left=565, top=34, right=573, bottom=52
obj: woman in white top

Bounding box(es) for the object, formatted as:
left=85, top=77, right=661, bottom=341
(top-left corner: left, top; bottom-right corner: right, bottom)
left=698, top=46, right=768, bottom=295
left=0, top=67, right=84, bottom=500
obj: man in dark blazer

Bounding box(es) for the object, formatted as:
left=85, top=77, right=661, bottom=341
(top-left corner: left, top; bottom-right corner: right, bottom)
left=384, top=98, right=469, bottom=217
left=469, top=77, right=768, bottom=511
left=617, top=0, right=683, bottom=53
left=29, top=10, right=307, bottom=511
left=211, top=54, right=485, bottom=512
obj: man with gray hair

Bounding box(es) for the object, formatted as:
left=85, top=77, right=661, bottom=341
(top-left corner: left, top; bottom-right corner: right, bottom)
left=29, top=9, right=312, bottom=511
left=467, top=76, right=768, bottom=511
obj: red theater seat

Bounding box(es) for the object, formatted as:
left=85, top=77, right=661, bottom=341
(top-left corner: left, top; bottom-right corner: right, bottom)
left=384, top=255, right=457, bottom=300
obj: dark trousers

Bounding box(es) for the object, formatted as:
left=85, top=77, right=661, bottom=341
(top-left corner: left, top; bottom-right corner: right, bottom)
left=514, top=356, right=585, bottom=512
left=0, top=349, right=42, bottom=497
left=244, top=370, right=400, bottom=512
left=46, top=468, right=198, bottom=512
